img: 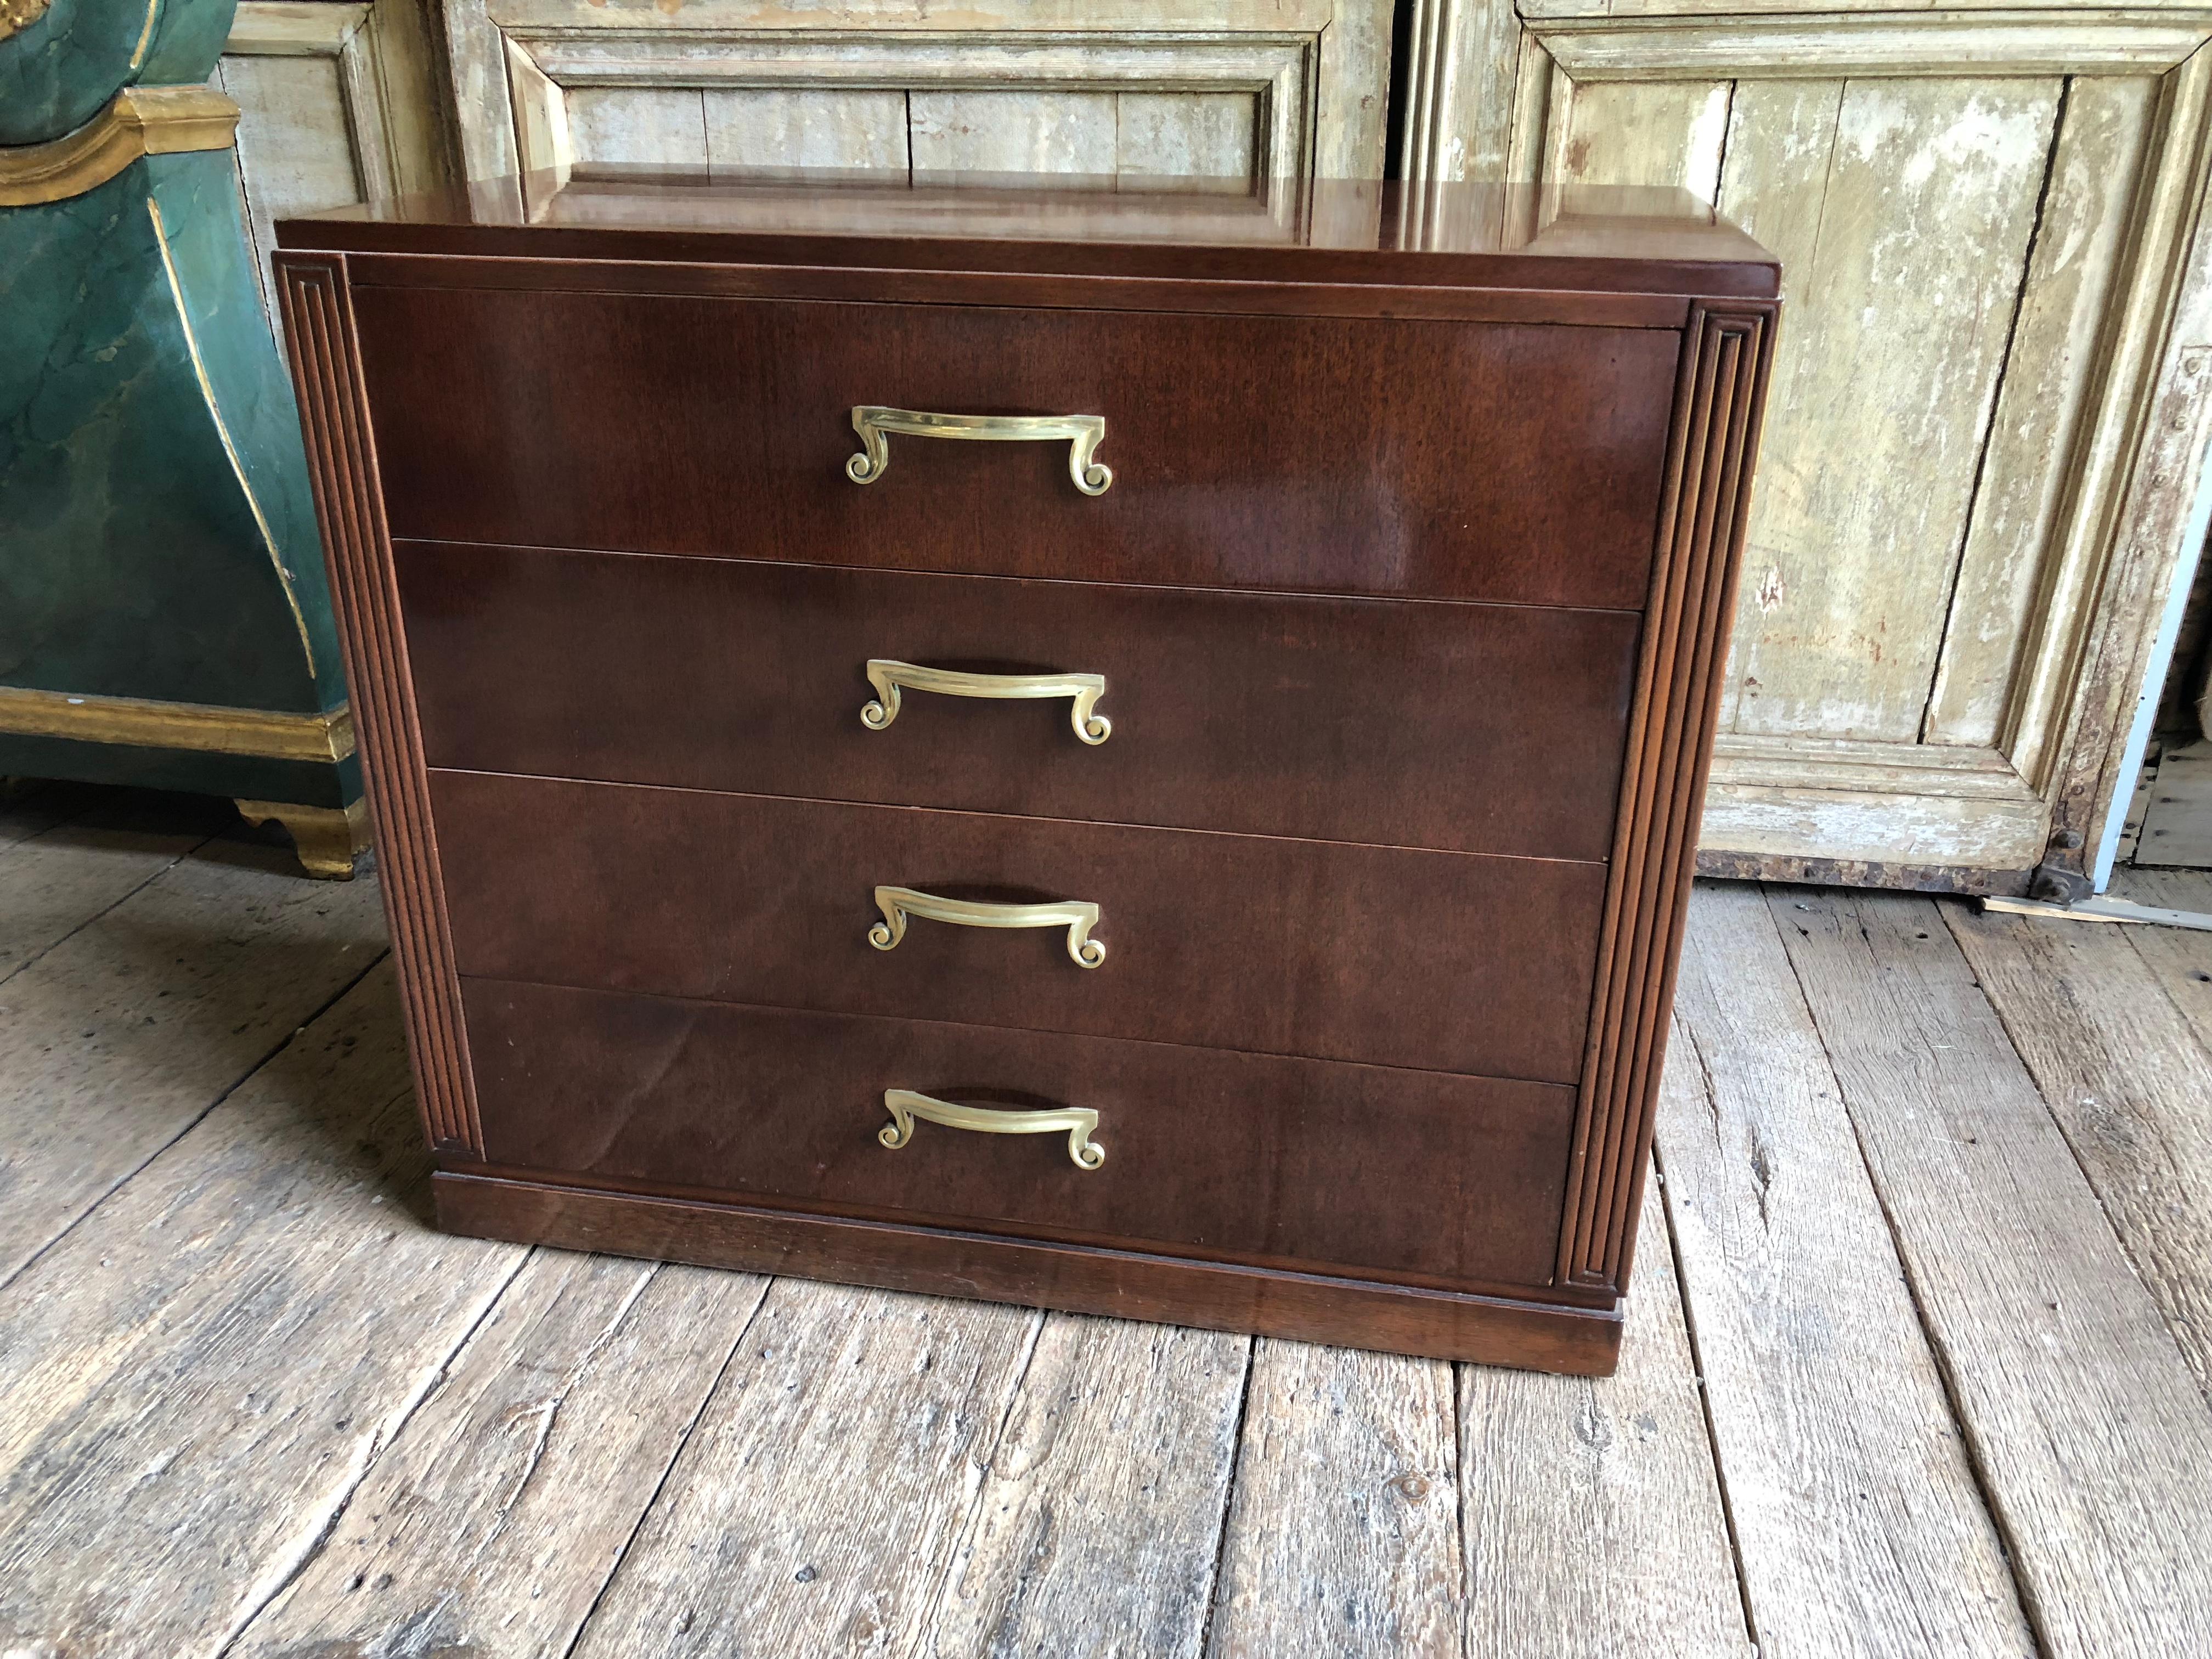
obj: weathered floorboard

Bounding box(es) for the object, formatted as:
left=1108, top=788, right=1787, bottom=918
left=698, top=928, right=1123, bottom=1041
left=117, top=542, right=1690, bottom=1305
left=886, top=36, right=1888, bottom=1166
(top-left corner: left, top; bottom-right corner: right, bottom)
left=1770, top=887, right=2212, bottom=1657
left=0, top=793, right=232, bottom=985
left=927, top=1315, right=1251, bottom=1658
left=1666, top=883, right=2031, bottom=1657
left=1945, top=894, right=2212, bottom=1397
left=0, top=963, right=527, bottom=1658
left=1206, top=1340, right=1460, bottom=1658
left=2108, top=867, right=2212, bottom=1057
left=1461, top=1179, right=1752, bottom=1658
left=565, top=1283, right=1041, bottom=1658
left=230, top=1254, right=769, bottom=1659
left=0, top=839, right=386, bottom=1286
left=0, top=780, right=89, bottom=852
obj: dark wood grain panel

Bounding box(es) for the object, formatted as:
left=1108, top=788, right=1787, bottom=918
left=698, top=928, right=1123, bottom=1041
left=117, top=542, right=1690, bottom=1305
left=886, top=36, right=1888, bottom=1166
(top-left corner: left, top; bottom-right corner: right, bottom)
left=431, top=773, right=1607, bottom=1082
left=353, top=287, right=1680, bottom=609
left=397, top=543, right=1641, bottom=862
left=434, top=1171, right=1624, bottom=1374
left=461, top=979, right=1575, bottom=1293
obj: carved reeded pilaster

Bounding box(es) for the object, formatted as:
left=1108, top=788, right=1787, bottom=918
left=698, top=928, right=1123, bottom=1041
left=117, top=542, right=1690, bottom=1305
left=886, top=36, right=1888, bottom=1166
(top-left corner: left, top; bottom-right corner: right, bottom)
left=1559, top=301, right=1778, bottom=1291
left=276, top=251, right=483, bottom=1155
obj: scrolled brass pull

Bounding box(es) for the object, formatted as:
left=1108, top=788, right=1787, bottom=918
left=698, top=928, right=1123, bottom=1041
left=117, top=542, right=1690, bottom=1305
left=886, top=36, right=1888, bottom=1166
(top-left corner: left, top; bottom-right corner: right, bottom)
left=860, top=660, right=1110, bottom=745
left=868, top=885, right=1105, bottom=969
left=844, top=407, right=1113, bottom=496
left=879, top=1089, right=1105, bottom=1170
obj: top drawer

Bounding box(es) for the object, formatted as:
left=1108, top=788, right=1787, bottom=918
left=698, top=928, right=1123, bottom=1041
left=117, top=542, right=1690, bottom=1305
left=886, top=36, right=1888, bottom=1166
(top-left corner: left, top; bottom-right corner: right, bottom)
left=351, top=283, right=1680, bottom=609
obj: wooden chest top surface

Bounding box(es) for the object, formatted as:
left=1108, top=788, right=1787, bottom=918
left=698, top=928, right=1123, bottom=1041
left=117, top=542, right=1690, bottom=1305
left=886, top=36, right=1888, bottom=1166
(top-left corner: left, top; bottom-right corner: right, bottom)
left=276, top=168, right=1779, bottom=301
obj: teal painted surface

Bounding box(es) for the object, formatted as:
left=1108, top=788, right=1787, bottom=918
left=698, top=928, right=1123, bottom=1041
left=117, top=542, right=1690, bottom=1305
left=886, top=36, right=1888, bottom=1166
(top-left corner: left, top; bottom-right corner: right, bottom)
left=0, top=0, right=240, bottom=145
left=1, top=0, right=354, bottom=811
left=0, top=149, right=343, bottom=715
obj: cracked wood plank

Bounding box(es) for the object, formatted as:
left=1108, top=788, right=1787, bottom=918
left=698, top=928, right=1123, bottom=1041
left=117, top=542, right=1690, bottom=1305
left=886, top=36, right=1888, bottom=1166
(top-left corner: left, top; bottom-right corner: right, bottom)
left=1460, top=1178, right=1752, bottom=1657
left=0, top=839, right=387, bottom=1286
left=925, top=1316, right=1250, bottom=1658
left=229, top=1254, right=769, bottom=1659
left=1944, top=891, right=2212, bottom=1398
left=1716, top=77, right=2060, bottom=742
left=1205, top=1340, right=1460, bottom=1657
left=1769, top=887, right=2212, bottom=1656
left=1665, top=882, right=2032, bottom=1657
left=0, top=962, right=527, bottom=1658
left=564, top=1282, right=1041, bottom=1658
left=1925, top=76, right=2153, bottom=751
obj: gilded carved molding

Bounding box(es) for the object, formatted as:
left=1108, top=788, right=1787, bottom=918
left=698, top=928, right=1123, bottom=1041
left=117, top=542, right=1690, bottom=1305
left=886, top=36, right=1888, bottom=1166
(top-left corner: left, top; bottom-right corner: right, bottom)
left=0, top=85, right=239, bottom=206
left=0, top=685, right=353, bottom=761
left=0, top=0, right=54, bottom=44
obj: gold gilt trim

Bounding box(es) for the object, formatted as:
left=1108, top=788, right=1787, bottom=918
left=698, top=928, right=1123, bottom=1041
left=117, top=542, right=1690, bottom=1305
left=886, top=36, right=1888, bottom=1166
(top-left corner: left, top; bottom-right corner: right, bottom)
left=1, top=0, right=55, bottom=45
left=0, top=686, right=354, bottom=763
left=0, top=87, right=240, bottom=208
left=127, top=0, right=159, bottom=70
left=236, top=797, right=372, bottom=881
left=147, top=193, right=319, bottom=675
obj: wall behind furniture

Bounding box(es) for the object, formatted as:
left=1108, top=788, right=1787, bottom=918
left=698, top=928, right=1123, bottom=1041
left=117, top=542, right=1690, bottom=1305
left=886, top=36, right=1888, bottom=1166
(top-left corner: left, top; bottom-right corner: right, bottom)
left=218, top=0, right=455, bottom=337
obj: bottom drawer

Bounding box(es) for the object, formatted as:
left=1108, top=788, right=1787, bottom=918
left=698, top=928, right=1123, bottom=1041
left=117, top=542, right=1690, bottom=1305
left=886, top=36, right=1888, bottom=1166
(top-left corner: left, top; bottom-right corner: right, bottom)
left=462, top=979, right=1576, bottom=1295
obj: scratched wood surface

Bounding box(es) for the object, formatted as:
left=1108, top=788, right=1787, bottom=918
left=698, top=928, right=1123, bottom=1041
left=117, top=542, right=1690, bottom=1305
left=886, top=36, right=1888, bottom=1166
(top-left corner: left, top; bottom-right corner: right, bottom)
left=1664, top=885, right=2033, bottom=1657
left=1770, top=887, right=2212, bottom=1657
left=1947, top=881, right=2212, bottom=1398
left=4, top=797, right=2212, bottom=1656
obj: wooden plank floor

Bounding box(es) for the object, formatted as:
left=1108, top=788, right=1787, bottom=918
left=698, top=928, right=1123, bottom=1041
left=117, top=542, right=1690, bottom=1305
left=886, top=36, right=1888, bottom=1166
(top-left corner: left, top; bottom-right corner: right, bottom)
left=4, top=782, right=2212, bottom=1658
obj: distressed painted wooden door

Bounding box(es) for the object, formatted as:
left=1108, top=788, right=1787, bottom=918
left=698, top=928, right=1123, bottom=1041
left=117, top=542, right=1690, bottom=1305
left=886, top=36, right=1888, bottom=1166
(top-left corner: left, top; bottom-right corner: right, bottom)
left=217, top=0, right=454, bottom=334
left=442, top=0, right=1394, bottom=189
left=1406, top=0, right=2212, bottom=893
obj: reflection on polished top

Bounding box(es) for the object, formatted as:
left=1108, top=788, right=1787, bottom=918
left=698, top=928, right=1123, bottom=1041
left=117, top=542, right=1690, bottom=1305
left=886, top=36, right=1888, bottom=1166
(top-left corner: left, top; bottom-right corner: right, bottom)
left=277, top=166, right=1779, bottom=298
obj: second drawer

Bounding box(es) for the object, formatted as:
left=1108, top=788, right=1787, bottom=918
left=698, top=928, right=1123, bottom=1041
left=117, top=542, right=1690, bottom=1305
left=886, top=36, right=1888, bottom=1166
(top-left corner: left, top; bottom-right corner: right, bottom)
left=397, top=542, right=1641, bottom=863
left=432, top=772, right=1609, bottom=1082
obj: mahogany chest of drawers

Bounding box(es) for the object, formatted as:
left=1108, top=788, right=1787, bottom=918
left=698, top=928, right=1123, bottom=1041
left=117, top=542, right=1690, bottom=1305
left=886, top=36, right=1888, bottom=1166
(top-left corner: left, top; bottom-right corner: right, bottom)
left=275, top=174, right=1776, bottom=1376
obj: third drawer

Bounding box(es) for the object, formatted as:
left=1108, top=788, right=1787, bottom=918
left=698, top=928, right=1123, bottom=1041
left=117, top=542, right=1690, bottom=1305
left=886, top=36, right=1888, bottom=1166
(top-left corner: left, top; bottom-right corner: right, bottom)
left=397, top=541, right=1642, bottom=863
left=432, top=770, right=1610, bottom=1083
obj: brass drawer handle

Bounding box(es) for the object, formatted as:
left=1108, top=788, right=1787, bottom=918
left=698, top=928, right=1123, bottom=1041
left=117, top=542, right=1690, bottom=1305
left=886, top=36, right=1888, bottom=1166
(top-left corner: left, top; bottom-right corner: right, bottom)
left=879, top=1088, right=1105, bottom=1170
left=868, top=885, right=1105, bottom=969
left=845, top=407, right=1113, bottom=496
left=861, top=659, right=1111, bottom=745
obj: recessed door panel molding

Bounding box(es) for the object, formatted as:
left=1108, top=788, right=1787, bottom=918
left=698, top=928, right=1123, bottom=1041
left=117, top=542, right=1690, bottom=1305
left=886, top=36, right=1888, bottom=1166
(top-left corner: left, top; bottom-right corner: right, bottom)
left=444, top=0, right=1392, bottom=192
left=1402, top=0, right=2212, bottom=890
left=219, top=1, right=455, bottom=335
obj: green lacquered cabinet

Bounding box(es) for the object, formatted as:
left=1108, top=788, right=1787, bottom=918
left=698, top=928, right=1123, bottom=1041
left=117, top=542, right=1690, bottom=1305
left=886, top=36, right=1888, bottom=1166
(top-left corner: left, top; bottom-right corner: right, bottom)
left=1, top=0, right=364, bottom=874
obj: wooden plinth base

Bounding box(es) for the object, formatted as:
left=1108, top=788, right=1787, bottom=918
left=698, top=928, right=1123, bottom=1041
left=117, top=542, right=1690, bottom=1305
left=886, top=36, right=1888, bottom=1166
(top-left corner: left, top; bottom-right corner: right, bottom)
left=434, top=1170, right=1623, bottom=1376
